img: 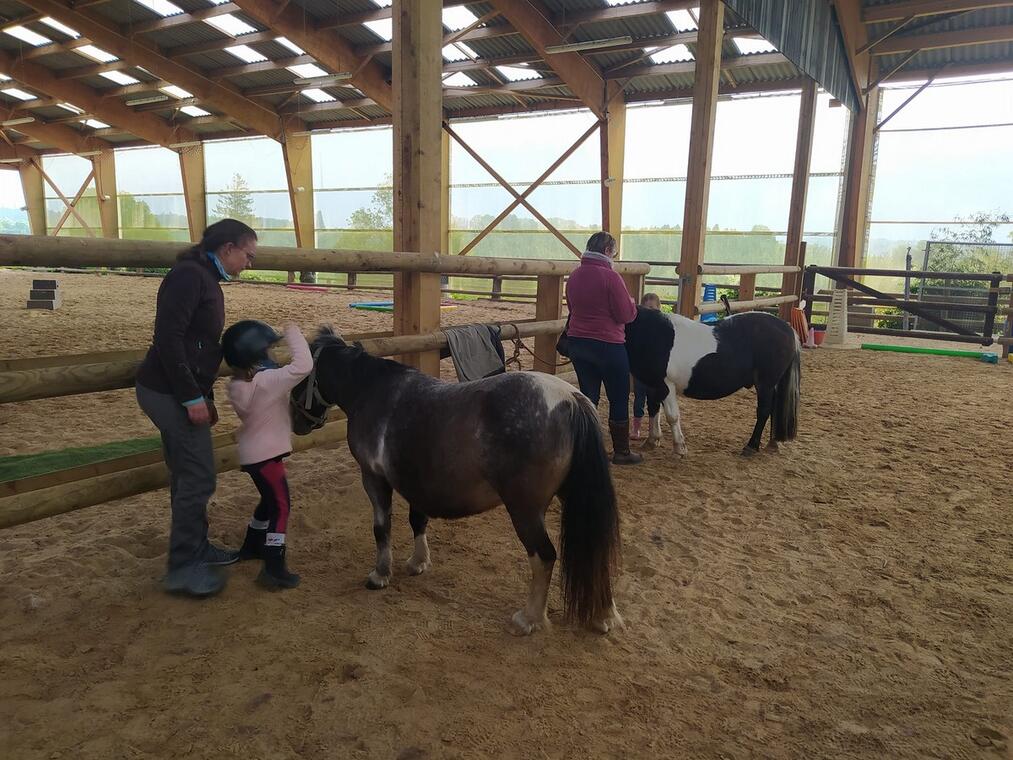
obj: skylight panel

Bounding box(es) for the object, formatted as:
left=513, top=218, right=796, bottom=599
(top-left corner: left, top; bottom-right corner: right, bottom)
left=287, top=63, right=328, bottom=79
left=443, top=45, right=469, bottom=62
left=161, top=85, right=192, bottom=99
left=649, top=44, right=694, bottom=64
left=133, top=0, right=183, bottom=17
left=208, top=0, right=231, bottom=5
left=224, top=45, right=267, bottom=63
left=666, top=9, right=698, bottom=32
left=733, top=36, right=777, bottom=54
left=5, top=26, right=53, bottom=47
left=205, top=14, right=257, bottom=37
left=101, top=71, right=141, bottom=86
left=1, top=88, right=36, bottom=101
left=443, top=72, right=476, bottom=87
left=0, top=74, right=10, bottom=82
left=302, top=88, right=336, bottom=103
left=83, top=119, right=109, bottom=129
left=496, top=65, right=541, bottom=82
left=363, top=19, right=392, bottom=41
left=276, top=37, right=304, bottom=55
left=58, top=103, right=83, bottom=114
left=442, top=6, right=479, bottom=31
left=77, top=45, right=118, bottom=63
left=39, top=17, right=80, bottom=38
left=370, top=0, right=392, bottom=7
left=181, top=105, right=210, bottom=117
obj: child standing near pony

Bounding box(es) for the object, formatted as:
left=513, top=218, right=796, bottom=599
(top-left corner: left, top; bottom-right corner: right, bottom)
left=224, top=321, right=313, bottom=590
left=632, top=292, right=662, bottom=439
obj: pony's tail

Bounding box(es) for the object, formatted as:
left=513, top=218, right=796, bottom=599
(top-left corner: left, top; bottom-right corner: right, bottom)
left=558, top=396, right=620, bottom=627
left=772, top=336, right=801, bottom=442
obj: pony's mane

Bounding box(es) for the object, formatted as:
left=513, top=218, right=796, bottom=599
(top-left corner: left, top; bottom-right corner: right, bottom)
left=311, top=325, right=349, bottom=351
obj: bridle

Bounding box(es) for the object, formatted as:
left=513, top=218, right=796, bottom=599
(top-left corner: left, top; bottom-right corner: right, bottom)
left=290, top=344, right=330, bottom=429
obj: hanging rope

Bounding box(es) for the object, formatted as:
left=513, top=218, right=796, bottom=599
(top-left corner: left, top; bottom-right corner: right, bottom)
left=502, top=324, right=572, bottom=371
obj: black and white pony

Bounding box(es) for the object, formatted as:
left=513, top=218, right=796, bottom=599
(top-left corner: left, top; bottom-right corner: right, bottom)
left=625, top=307, right=801, bottom=456
left=291, top=328, right=623, bottom=635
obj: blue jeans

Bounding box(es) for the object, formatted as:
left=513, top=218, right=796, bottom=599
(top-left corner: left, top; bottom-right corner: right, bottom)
left=633, top=380, right=649, bottom=419
left=567, top=337, right=630, bottom=422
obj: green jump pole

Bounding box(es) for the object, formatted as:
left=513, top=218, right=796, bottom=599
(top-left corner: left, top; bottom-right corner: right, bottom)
left=861, top=344, right=999, bottom=363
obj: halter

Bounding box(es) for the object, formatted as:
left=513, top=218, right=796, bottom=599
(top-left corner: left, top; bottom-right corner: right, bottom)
left=290, top=344, right=330, bottom=428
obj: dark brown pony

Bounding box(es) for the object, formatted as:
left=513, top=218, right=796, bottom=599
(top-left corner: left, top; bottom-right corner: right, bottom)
left=291, top=328, right=623, bottom=635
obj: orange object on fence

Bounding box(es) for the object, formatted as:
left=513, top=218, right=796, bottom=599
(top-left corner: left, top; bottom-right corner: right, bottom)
left=790, top=306, right=811, bottom=346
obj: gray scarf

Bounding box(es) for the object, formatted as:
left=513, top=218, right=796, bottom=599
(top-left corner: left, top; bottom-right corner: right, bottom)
left=581, top=250, right=614, bottom=268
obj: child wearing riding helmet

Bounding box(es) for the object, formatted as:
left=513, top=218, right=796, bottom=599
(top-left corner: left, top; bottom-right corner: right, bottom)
left=224, top=321, right=312, bottom=590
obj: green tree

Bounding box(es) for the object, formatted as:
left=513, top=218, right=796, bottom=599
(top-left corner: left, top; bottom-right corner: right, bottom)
left=212, top=173, right=256, bottom=226
left=349, top=173, right=393, bottom=230
left=928, top=210, right=1012, bottom=287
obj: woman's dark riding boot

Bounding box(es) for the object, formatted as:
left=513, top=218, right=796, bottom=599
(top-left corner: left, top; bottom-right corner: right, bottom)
left=257, top=546, right=301, bottom=590
left=238, top=526, right=266, bottom=561
left=609, top=420, right=643, bottom=465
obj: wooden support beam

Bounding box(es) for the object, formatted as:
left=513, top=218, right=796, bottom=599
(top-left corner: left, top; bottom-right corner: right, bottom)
left=440, top=128, right=451, bottom=256
left=316, top=0, right=473, bottom=29
left=558, top=0, right=695, bottom=26
left=780, top=79, right=818, bottom=321
left=862, top=1, right=1013, bottom=23
left=831, top=0, right=873, bottom=105
left=392, top=0, right=443, bottom=375
left=356, top=23, right=517, bottom=57
left=179, top=144, right=206, bottom=241
left=604, top=99, right=626, bottom=238
left=18, top=160, right=47, bottom=236
left=604, top=52, right=789, bottom=81
left=4, top=117, right=111, bottom=156
left=871, top=23, right=1013, bottom=54
left=282, top=132, right=314, bottom=283
left=837, top=86, right=881, bottom=267
left=533, top=275, right=563, bottom=374
left=126, top=2, right=241, bottom=34
left=91, top=149, right=117, bottom=239
left=230, top=0, right=394, bottom=113
left=677, top=0, right=723, bottom=320
left=486, top=0, right=620, bottom=119
left=20, top=0, right=287, bottom=139
left=0, top=49, right=196, bottom=149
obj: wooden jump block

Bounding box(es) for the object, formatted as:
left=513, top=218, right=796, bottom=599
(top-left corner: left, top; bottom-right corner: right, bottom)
left=29, top=289, right=58, bottom=300
left=27, top=296, right=62, bottom=310
left=32, top=279, right=58, bottom=290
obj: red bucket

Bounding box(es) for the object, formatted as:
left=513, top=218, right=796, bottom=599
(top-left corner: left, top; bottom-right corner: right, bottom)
left=812, top=327, right=826, bottom=346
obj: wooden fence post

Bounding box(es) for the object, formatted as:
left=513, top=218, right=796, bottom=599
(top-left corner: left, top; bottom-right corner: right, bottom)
left=622, top=272, right=644, bottom=303
left=491, top=275, right=503, bottom=301
left=534, top=275, right=563, bottom=374
left=983, top=272, right=1002, bottom=342
left=738, top=273, right=756, bottom=303
left=1003, top=277, right=1013, bottom=359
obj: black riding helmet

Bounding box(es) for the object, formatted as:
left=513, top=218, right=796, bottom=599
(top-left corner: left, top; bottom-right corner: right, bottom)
left=222, top=319, right=282, bottom=370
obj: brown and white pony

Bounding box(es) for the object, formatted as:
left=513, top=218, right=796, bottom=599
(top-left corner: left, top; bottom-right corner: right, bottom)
left=291, top=327, right=623, bottom=635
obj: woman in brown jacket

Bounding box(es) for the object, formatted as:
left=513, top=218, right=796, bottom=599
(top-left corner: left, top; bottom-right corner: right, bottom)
left=136, top=219, right=257, bottom=597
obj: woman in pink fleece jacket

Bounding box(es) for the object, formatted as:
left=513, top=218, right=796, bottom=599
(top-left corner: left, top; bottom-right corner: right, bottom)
left=564, top=231, right=642, bottom=465
left=223, top=321, right=313, bottom=589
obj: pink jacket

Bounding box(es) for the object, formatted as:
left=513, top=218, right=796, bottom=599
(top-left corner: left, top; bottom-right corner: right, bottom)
left=564, top=255, right=637, bottom=344
left=227, top=324, right=313, bottom=466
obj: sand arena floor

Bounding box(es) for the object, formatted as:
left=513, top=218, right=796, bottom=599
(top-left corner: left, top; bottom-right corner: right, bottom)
left=0, top=269, right=1010, bottom=759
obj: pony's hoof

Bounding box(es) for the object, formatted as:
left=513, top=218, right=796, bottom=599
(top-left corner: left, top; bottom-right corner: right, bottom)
left=406, top=557, right=430, bottom=576
left=591, top=605, right=625, bottom=634
left=675, top=445, right=688, bottom=457
left=766, top=441, right=780, bottom=453
left=365, top=571, right=390, bottom=590
left=509, top=610, right=548, bottom=636
left=741, top=445, right=759, bottom=457
left=642, top=438, right=658, bottom=451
